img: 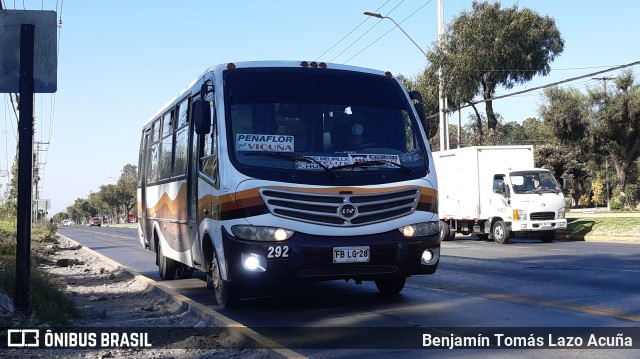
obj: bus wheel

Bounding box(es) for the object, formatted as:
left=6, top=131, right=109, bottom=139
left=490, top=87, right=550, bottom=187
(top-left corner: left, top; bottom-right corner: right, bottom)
left=375, top=276, right=406, bottom=296
left=211, top=254, right=241, bottom=308
left=158, top=242, right=177, bottom=280
left=492, top=220, right=511, bottom=244
left=176, top=264, right=194, bottom=279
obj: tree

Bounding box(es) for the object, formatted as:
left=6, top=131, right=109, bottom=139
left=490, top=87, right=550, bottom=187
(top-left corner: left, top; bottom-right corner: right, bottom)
left=117, top=164, right=138, bottom=220
left=0, top=157, right=19, bottom=219
left=590, top=70, right=640, bottom=191
left=426, top=0, right=564, bottom=132
left=591, top=177, right=605, bottom=207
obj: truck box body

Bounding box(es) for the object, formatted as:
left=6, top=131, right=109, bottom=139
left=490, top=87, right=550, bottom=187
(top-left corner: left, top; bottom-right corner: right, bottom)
left=433, top=146, right=567, bottom=244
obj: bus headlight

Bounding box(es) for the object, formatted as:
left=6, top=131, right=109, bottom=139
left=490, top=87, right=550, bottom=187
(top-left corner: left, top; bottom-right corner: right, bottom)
left=241, top=253, right=267, bottom=272
left=398, top=222, right=440, bottom=237
left=231, top=226, right=294, bottom=241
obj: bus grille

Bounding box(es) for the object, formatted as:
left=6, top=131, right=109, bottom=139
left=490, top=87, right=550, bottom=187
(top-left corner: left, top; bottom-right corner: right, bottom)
left=530, top=211, right=556, bottom=221
left=260, top=188, right=420, bottom=226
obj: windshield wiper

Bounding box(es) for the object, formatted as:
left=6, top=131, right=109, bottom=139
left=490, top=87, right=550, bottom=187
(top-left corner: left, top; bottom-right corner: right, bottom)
left=330, top=159, right=414, bottom=174
left=244, top=152, right=338, bottom=179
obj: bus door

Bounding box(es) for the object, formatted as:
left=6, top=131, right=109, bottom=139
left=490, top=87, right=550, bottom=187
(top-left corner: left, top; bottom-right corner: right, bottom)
left=189, top=96, right=220, bottom=268
left=138, top=131, right=151, bottom=247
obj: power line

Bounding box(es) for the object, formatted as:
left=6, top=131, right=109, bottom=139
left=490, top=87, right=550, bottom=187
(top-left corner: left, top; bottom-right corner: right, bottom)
left=315, top=0, right=393, bottom=62
left=463, top=60, right=640, bottom=109
left=328, top=0, right=407, bottom=63
left=422, top=60, right=640, bottom=120
left=343, top=0, right=432, bottom=65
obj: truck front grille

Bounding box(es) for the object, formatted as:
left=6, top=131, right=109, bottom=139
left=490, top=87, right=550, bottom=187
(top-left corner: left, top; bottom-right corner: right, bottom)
left=530, top=211, right=555, bottom=221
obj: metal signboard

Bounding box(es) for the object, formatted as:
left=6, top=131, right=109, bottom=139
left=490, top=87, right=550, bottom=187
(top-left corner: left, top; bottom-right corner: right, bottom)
left=0, top=10, right=57, bottom=93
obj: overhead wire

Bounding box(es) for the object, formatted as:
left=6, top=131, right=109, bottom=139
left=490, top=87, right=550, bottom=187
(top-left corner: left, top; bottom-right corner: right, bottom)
left=39, top=0, right=64, bottom=198
left=328, top=0, right=407, bottom=63
left=314, top=0, right=393, bottom=62
left=421, top=60, right=640, bottom=120
left=343, top=0, right=432, bottom=65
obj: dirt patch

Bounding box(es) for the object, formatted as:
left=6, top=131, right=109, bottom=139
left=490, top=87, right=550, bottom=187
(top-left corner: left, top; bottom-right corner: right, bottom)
left=0, top=236, right=270, bottom=359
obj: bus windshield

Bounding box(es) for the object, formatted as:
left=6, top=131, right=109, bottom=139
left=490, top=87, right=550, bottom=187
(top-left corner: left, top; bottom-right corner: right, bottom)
left=224, top=68, right=428, bottom=184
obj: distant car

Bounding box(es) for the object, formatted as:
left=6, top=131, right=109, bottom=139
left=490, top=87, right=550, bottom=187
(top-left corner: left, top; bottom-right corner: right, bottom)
left=61, top=219, right=73, bottom=227
left=89, top=217, right=102, bottom=227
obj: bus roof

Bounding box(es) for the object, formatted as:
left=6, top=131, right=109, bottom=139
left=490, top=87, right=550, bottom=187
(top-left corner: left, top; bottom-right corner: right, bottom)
left=141, top=61, right=394, bottom=128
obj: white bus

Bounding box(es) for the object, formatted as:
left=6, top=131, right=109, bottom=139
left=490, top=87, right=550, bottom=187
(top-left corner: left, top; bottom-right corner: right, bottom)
left=137, top=61, right=440, bottom=307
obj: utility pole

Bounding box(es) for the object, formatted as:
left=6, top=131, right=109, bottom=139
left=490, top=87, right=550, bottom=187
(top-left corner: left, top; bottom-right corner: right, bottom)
left=437, top=0, right=448, bottom=151
left=33, top=141, right=49, bottom=222
left=592, top=76, right=613, bottom=95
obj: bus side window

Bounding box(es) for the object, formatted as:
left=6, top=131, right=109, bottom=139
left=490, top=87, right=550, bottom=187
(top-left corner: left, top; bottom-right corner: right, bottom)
left=147, top=118, right=161, bottom=183
left=201, top=100, right=218, bottom=185
left=174, top=98, right=190, bottom=176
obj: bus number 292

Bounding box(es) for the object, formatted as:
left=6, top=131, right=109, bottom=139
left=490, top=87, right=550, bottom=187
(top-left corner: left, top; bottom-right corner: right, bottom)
left=267, top=245, right=289, bottom=258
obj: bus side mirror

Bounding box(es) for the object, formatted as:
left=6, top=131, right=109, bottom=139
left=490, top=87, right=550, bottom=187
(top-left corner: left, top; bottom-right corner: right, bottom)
left=409, top=90, right=427, bottom=132
left=193, top=99, right=211, bottom=135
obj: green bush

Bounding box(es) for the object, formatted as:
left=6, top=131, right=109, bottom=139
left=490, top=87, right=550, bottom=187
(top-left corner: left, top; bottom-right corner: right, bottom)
left=610, top=184, right=640, bottom=211
left=0, top=220, right=80, bottom=326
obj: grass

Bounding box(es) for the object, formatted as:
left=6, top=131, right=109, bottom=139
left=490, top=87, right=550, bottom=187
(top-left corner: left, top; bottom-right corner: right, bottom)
left=0, top=220, right=80, bottom=327
left=559, top=216, right=640, bottom=238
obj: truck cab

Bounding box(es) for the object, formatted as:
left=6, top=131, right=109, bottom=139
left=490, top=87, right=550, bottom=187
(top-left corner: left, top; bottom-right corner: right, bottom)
left=489, top=169, right=567, bottom=243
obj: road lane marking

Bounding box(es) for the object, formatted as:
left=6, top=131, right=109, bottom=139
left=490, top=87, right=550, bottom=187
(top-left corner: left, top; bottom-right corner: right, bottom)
left=483, top=292, right=640, bottom=323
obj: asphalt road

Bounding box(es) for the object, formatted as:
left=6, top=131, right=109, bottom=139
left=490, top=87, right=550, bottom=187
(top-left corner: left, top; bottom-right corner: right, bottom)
left=58, top=226, right=640, bottom=358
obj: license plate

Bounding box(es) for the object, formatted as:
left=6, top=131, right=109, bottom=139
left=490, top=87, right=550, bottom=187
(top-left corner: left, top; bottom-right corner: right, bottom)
left=540, top=221, right=553, bottom=228
left=333, top=246, right=370, bottom=263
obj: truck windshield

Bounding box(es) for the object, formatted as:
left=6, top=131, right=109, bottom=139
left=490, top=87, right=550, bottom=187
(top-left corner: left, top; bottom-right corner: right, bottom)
left=224, top=67, right=428, bottom=185
left=510, top=170, right=562, bottom=194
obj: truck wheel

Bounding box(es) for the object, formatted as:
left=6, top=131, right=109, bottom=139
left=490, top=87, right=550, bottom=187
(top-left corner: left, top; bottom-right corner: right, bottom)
left=158, top=242, right=177, bottom=280
left=540, top=231, right=555, bottom=243
left=375, top=276, right=406, bottom=296
left=440, top=222, right=455, bottom=241
left=492, top=220, right=511, bottom=244
left=176, top=264, right=194, bottom=279
left=211, top=253, right=241, bottom=308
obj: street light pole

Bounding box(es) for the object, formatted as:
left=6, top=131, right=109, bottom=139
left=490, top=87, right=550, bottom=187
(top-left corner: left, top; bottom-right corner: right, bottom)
left=364, top=8, right=448, bottom=150
left=363, top=12, right=428, bottom=58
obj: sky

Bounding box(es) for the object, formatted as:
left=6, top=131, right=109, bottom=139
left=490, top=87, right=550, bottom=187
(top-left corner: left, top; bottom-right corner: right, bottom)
left=1, top=0, right=639, bottom=215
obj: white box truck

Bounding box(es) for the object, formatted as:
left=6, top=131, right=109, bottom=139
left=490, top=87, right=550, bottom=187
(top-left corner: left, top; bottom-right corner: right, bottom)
left=433, top=145, right=567, bottom=244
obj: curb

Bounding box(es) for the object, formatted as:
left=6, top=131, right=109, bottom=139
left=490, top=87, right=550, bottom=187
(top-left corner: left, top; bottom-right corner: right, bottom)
left=555, top=234, right=640, bottom=243
left=57, top=234, right=306, bottom=359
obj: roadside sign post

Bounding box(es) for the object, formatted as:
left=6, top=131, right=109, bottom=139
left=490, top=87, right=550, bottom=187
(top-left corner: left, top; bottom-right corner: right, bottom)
left=1, top=10, right=57, bottom=313
left=14, top=23, right=35, bottom=314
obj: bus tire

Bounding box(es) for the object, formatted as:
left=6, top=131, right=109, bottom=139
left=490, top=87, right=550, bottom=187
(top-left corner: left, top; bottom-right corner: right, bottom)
left=211, top=253, right=241, bottom=308
left=176, top=264, right=194, bottom=279
left=375, top=276, right=406, bottom=296
left=492, top=220, right=511, bottom=244
left=158, top=242, right=177, bottom=280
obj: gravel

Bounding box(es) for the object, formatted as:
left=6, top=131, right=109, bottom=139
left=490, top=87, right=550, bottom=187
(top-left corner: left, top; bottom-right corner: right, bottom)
left=0, top=235, right=271, bottom=359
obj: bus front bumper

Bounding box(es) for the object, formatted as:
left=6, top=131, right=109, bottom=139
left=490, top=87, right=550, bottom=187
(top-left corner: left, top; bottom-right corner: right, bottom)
left=220, top=227, right=440, bottom=285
